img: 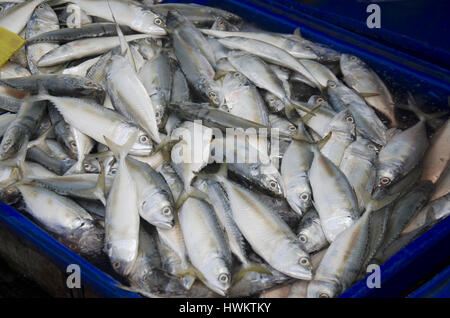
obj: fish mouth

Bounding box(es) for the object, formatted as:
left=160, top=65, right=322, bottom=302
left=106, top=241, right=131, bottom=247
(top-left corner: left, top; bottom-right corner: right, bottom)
left=152, top=221, right=174, bottom=230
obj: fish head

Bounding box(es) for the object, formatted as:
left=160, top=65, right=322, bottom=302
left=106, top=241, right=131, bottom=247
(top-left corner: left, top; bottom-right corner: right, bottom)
left=83, top=158, right=101, bottom=174
left=285, top=39, right=318, bottom=60
left=273, top=239, right=312, bottom=280
left=223, top=71, right=249, bottom=91
left=374, top=164, right=398, bottom=196
left=136, top=5, right=167, bottom=35
left=258, top=164, right=285, bottom=197
left=201, top=256, right=231, bottom=296
left=329, top=109, right=356, bottom=137
left=308, top=95, right=331, bottom=109
left=129, top=130, right=154, bottom=156
left=201, top=78, right=224, bottom=108
left=298, top=218, right=326, bottom=254
left=285, top=176, right=312, bottom=215
left=264, top=93, right=285, bottom=113
left=105, top=238, right=139, bottom=277
left=72, top=223, right=105, bottom=258
left=0, top=185, right=21, bottom=205
left=0, top=125, right=26, bottom=160
left=307, top=279, right=340, bottom=298
left=340, top=54, right=366, bottom=73
left=140, top=191, right=174, bottom=229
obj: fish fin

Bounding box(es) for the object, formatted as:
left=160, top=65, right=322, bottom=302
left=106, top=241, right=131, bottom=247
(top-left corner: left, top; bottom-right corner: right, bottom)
left=213, top=71, right=228, bottom=81
left=106, top=0, right=137, bottom=71
left=27, top=126, right=51, bottom=150
left=103, top=131, right=137, bottom=160
left=175, top=186, right=212, bottom=210
left=290, top=100, right=316, bottom=117
left=154, top=136, right=182, bottom=162
left=93, top=165, right=107, bottom=206
left=300, top=104, right=322, bottom=122
left=359, top=92, right=382, bottom=98
left=293, top=28, right=302, bottom=38
left=316, top=131, right=332, bottom=150
left=234, top=262, right=272, bottom=284
left=398, top=92, right=448, bottom=123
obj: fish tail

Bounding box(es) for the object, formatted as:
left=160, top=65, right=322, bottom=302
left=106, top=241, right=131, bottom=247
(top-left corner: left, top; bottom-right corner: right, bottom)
left=103, top=131, right=137, bottom=160
left=93, top=165, right=107, bottom=206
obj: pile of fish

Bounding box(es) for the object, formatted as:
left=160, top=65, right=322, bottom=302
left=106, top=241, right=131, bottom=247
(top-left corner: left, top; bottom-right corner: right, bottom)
left=0, top=0, right=449, bottom=298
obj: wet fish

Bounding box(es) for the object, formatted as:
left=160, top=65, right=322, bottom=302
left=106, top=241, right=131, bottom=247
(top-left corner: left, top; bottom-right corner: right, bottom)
left=178, top=196, right=232, bottom=296
left=297, top=208, right=328, bottom=253
left=0, top=0, right=47, bottom=34
left=341, top=54, right=398, bottom=127
left=309, top=145, right=359, bottom=242
left=18, top=184, right=104, bottom=258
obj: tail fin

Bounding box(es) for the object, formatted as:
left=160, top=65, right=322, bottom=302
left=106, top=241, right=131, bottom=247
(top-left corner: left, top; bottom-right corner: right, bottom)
left=93, top=165, right=107, bottom=206
left=398, top=92, right=448, bottom=123
left=103, top=131, right=137, bottom=160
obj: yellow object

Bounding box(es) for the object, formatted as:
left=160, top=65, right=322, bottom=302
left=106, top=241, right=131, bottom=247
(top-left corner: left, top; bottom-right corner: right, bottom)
left=0, top=26, right=25, bottom=67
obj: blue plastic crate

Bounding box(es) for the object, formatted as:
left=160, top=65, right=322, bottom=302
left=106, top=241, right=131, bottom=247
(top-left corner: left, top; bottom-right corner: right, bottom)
left=0, top=0, right=448, bottom=298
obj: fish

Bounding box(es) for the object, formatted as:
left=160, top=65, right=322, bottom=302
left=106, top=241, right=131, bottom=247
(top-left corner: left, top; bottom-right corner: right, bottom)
left=168, top=11, right=222, bottom=107
left=320, top=109, right=356, bottom=167
left=222, top=71, right=270, bottom=126
left=0, top=74, right=106, bottom=104
left=138, top=43, right=172, bottom=129
left=421, top=119, right=450, bottom=184
left=222, top=38, right=320, bottom=89
left=37, top=34, right=154, bottom=67
left=17, top=184, right=104, bottom=258
left=402, top=193, right=450, bottom=235
left=26, top=23, right=136, bottom=43
left=104, top=133, right=140, bottom=277
left=178, top=196, right=232, bottom=296
left=0, top=112, right=16, bottom=136
left=24, top=3, right=59, bottom=75
left=374, top=99, right=429, bottom=194
left=309, top=145, right=359, bottom=242
left=296, top=208, right=328, bottom=254
left=106, top=54, right=161, bottom=143
left=200, top=29, right=318, bottom=60
left=281, top=138, right=314, bottom=215
left=340, top=137, right=378, bottom=212
left=57, top=0, right=166, bottom=35
left=126, top=156, right=174, bottom=229
left=207, top=165, right=312, bottom=280
left=0, top=99, right=46, bottom=161
left=307, top=209, right=372, bottom=298
left=327, top=79, right=387, bottom=146
left=431, top=162, right=450, bottom=201
left=0, top=0, right=47, bottom=34
left=340, top=54, right=398, bottom=127
left=40, top=95, right=153, bottom=156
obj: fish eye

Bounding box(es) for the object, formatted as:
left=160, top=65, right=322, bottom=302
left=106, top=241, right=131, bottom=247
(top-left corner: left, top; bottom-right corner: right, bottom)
left=70, top=141, right=77, bottom=150
left=83, top=163, right=92, bottom=171
left=288, top=125, right=297, bottom=132
left=208, top=91, right=217, bottom=98
left=218, top=273, right=229, bottom=284
left=319, top=293, right=330, bottom=298
left=155, top=111, right=161, bottom=118
left=328, top=81, right=337, bottom=88
left=154, top=17, right=163, bottom=26
left=113, top=262, right=121, bottom=270
left=367, top=144, right=378, bottom=151
left=380, top=177, right=391, bottom=187
left=350, top=55, right=357, bottom=61
left=299, top=234, right=308, bottom=243
left=345, top=114, right=355, bottom=123
left=233, top=72, right=240, bottom=78
left=69, top=243, right=77, bottom=249
left=299, top=193, right=309, bottom=202
left=139, top=135, right=149, bottom=144
left=269, top=180, right=278, bottom=189
left=298, top=257, right=310, bottom=266
left=162, top=206, right=172, bottom=217
left=110, top=168, right=117, bottom=175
